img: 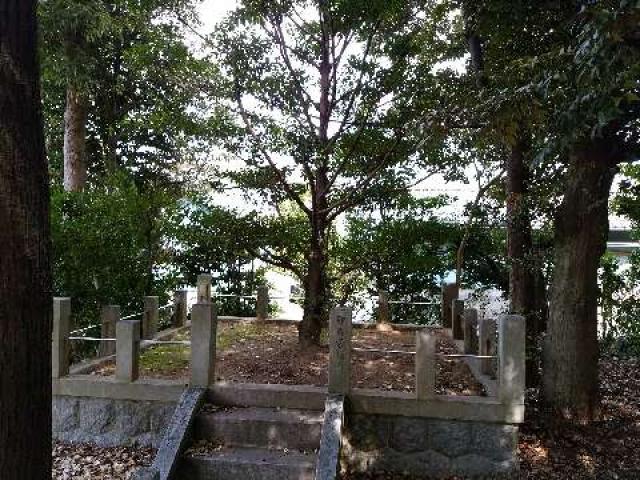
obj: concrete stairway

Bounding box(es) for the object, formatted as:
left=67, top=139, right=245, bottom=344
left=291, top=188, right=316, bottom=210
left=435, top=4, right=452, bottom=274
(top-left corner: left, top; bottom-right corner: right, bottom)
left=176, top=406, right=323, bottom=480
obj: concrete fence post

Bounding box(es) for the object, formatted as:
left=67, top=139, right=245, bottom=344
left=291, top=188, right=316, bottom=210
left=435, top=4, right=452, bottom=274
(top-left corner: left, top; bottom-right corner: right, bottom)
left=463, top=308, right=479, bottom=354
left=191, top=302, right=217, bottom=387
left=415, top=330, right=437, bottom=400
left=329, top=307, right=353, bottom=395
left=479, top=318, right=497, bottom=377
left=452, top=299, right=464, bottom=341
left=441, top=283, right=458, bottom=328
left=52, top=297, right=72, bottom=379
left=377, top=290, right=391, bottom=326
left=256, top=285, right=269, bottom=322
left=143, top=296, right=159, bottom=339
left=498, top=315, right=526, bottom=405
left=197, top=274, right=212, bottom=303
left=99, top=305, right=120, bottom=357
left=116, top=319, right=141, bottom=382
left=173, top=289, right=188, bottom=327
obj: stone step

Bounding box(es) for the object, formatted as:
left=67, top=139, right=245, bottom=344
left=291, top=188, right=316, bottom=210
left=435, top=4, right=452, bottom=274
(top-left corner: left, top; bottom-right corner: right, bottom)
left=194, top=406, right=323, bottom=451
left=178, top=447, right=317, bottom=480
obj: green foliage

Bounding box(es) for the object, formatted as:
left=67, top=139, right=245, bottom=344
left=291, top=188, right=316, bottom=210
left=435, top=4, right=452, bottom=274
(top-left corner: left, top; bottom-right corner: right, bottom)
left=599, top=252, right=640, bottom=356
left=39, top=0, right=214, bottom=181
left=51, top=174, right=181, bottom=340
left=171, top=195, right=268, bottom=316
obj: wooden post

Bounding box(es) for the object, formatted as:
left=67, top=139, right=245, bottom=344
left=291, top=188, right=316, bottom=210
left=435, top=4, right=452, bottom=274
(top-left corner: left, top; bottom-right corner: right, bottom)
left=197, top=274, right=212, bottom=303
left=377, top=290, right=391, bottom=326
left=116, top=320, right=141, bottom=382
left=452, top=299, right=464, bottom=340
left=99, top=305, right=119, bottom=357
left=416, top=330, right=437, bottom=400
left=143, top=296, right=159, bottom=339
left=52, top=298, right=71, bottom=379
left=498, top=315, right=526, bottom=405
left=191, top=302, right=217, bottom=387
left=329, top=307, right=353, bottom=395
left=463, top=308, right=479, bottom=354
left=256, top=285, right=269, bottom=322
left=173, top=289, right=188, bottom=327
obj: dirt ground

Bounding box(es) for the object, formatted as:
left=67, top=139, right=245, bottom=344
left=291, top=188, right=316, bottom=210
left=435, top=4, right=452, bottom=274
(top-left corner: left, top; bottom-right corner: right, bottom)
left=52, top=442, right=154, bottom=479
left=91, top=322, right=485, bottom=395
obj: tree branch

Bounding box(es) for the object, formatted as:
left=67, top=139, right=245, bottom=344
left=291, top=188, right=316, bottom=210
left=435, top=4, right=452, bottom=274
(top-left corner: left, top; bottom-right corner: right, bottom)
left=235, top=90, right=311, bottom=216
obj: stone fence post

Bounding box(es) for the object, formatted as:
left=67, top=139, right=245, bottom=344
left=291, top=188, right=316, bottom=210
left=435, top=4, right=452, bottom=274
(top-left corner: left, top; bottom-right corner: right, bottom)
left=197, top=274, right=212, bottom=303
left=256, top=285, right=269, bottom=322
left=415, top=330, right=437, bottom=400
left=452, top=299, right=464, bottom=340
left=498, top=315, right=526, bottom=405
left=463, top=308, right=479, bottom=354
left=99, top=305, right=119, bottom=357
left=377, top=290, right=391, bottom=326
left=191, top=302, right=217, bottom=387
left=143, top=296, right=159, bottom=340
left=52, top=297, right=72, bottom=379
left=173, top=289, right=188, bottom=327
left=479, top=318, right=497, bottom=377
left=116, top=319, right=141, bottom=382
left=329, top=307, right=352, bottom=395
left=441, top=283, right=458, bottom=328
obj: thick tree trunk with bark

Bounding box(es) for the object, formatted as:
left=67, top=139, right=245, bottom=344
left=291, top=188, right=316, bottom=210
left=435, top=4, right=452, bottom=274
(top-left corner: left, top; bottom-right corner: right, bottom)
left=506, top=136, right=541, bottom=386
left=299, top=183, right=330, bottom=346
left=543, top=135, right=620, bottom=422
left=0, top=2, right=52, bottom=478
left=300, top=241, right=329, bottom=346
left=63, top=84, right=88, bottom=191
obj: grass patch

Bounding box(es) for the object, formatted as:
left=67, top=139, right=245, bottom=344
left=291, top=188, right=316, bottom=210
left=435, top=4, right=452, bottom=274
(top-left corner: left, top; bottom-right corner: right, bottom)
left=137, top=322, right=270, bottom=375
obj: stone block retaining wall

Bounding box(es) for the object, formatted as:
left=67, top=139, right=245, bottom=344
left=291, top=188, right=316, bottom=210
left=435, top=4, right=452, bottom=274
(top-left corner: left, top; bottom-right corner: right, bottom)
left=53, top=395, right=176, bottom=448
left=342, top=414, right=518, bottom=478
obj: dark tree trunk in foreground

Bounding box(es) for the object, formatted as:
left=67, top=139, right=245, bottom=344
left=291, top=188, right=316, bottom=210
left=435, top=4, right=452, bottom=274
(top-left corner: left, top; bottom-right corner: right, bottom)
left=506, top=136, right=542, bottom=386
left=63, top=84, right=88, bottom=191
left=0, top=1, right=52, bottom=479
left=543, top=135, right=620, bottom=423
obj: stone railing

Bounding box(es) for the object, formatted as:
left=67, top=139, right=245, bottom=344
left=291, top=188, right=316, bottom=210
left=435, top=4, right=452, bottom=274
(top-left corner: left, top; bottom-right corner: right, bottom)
left=53, top=275, right=525, bottom=424
left=328, top=290, right=525, bottom=423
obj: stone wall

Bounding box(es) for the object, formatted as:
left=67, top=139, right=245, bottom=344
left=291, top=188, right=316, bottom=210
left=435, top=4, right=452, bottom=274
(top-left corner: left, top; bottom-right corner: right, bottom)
left=53, top=395, right=176, bottom=448
left=342, top=414, right=518, bottom=478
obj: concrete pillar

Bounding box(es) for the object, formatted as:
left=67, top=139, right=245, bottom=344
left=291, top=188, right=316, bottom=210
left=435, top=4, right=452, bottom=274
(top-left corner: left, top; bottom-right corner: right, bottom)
left=197, top=274, right=212, bottom=303
left=52, top=297, right=72, bottom=379
left=99, top=305, right=119, bottom=357
left=415, top=330, right=437, bottom=400
left=143, top=296, right=159, bottom=339
left=256, top=285, right=269, bottom=322
left=173, top=289, right=188, bottom=327
left=329, top=307, right=352, bottom=395
left=452, top=299, right=464, bottom=340
left=190, top=302, right=217, bottom=387
left=479, top=318, right=497, bottom=377
left=116, top=320, right=141, bottom=382
left=498, top=315, right=526, bottom=405
left=441, top=283, right=458, bottom=328
left=377, top=290, right=391, bottom=325
left=463, top=308, right=479, bottom=354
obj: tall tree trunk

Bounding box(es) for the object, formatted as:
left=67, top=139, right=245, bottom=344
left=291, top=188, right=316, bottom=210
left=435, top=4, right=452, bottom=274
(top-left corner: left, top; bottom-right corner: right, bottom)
left=298, top=4, right=331, bottom=347
left=0, top=2, right=52, bottom=478
left=506, top=135, right=540, bottom=386
left=300, top=236, right=328, bottom=347
left=63, top=84, right=88, bottom=191
left=543, top=135, right=620, bottom=423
